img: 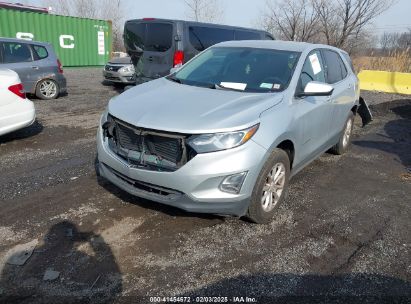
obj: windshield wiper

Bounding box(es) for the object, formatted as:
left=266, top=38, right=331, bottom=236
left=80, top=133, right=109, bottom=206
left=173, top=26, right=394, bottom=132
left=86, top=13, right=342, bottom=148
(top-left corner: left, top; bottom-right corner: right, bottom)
left=166, top=75, right=183, bottom=84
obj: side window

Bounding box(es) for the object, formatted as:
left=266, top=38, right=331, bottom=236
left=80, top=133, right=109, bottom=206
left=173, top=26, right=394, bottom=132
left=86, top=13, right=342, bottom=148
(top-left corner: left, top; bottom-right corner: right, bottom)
left=32, top=45, right=48, bottom=60
left=341, top=53, right=354, bottom=73
left=340, top=58, right=348, bottom=78
left=234, top=30, right=261, bottom=40
left=189, top=26, right=234, bottom=51
left=1, top=42, right=32, bottom=63
left=322, top=50, right=347, bottom=84
left=298, top=50, right=326, bottom=92
left=265, top=34, right=275, bottom=40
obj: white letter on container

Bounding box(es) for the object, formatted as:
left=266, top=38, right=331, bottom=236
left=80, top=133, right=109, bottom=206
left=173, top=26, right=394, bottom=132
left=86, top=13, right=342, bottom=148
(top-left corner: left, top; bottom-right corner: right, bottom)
left=16, top=32, right=34, bottom=40
left=59, top=35, right=75, bottom=49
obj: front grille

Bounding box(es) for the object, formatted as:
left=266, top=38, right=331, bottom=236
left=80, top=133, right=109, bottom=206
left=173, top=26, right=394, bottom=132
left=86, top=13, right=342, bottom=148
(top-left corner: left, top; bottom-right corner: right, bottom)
left=105, top=65, right=122, bottom=72
left=104, top=115, right=194, bottom=171
left=115, top=121, right=183, bottom=164
left=105, top=76, right=121, bottom=81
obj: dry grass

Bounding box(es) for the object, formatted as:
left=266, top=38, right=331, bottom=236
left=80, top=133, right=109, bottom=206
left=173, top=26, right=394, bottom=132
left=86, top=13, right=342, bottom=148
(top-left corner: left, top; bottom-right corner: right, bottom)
left=353, top=49, right=411, bottom=73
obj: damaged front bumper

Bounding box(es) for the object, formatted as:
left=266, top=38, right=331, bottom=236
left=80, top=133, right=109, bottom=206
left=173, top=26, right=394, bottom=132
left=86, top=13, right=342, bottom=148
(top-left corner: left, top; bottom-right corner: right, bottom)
left=96, top=115, right=267, bottom=216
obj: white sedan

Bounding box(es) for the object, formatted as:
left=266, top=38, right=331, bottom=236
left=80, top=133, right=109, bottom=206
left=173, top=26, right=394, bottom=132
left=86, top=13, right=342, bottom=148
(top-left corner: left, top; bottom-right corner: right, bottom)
left=0, top=69, right=36, bottom=136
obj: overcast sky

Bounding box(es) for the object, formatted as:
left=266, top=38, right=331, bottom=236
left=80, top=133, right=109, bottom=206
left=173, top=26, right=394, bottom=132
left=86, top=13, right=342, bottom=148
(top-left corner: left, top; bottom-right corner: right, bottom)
left=25, top=0, right=411, bottom=33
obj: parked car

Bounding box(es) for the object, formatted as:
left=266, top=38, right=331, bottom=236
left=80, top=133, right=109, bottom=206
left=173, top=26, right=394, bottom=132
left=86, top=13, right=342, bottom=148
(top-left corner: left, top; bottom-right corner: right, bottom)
left=97, top=40, right=361, bottom=224
left=0, top=68, right=35, bottom=136
left=0, top=37, right=67, bottom=100
left=103, top=56, right=136, bottom=85
left=123, top=18, right=274, bottom=84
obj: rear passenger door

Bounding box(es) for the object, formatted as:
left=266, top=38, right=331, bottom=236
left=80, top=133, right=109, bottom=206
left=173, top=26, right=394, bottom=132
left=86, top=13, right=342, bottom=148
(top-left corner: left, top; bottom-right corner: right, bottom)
left=321, top=49, right=356, bottom=139
left=30, top=44, right=56, bottom=82
left=0, top=41, right=35, bottom=93
left=185, top=25, right=234, bottom=61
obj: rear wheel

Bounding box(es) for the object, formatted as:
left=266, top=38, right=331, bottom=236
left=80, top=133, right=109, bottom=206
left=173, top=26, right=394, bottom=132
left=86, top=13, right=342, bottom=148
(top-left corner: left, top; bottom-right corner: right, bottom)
left=247, top=149, right=290, bottom=224
left=35, top=79, right=59, bottom=100
left=330, top=112, right=354, bottom=155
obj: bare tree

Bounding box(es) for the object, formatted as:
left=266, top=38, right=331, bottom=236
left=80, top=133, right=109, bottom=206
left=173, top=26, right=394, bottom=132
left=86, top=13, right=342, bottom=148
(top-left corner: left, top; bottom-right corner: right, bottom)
left=313, top=0, right=396, bottom=48
left=259, top=0, right=320, bottom=42
left=380, top=29, right=411, bottom=52
left=380, top=31, right=399, bottom=51
left=43, top=0, right=126, bottom=51
left=183, top=0, right=224, bottom=23
left=97, top=0, right=125, bottom=51
left=397, top=29, right=411, bottom=49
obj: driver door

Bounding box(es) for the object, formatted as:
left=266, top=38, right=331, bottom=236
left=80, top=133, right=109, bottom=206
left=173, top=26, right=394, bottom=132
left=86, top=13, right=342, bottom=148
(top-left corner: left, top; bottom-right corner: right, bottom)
left=292, top=50, right=334, bottom=166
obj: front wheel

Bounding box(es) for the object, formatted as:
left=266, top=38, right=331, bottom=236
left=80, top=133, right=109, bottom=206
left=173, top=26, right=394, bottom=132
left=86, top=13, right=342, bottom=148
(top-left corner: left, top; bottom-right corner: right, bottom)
left=35, top=79, right=59, bottom=100
left=330, top=112, right=354, bottom=155
left=247, top=149, right=290, bottom=224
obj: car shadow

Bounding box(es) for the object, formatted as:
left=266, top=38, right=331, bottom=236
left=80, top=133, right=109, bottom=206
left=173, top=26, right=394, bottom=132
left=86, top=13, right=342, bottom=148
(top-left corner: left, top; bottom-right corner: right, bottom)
left=0, top=221, right=122, bottom=303
left=0, top=120, right=44, bottom=144
left=353, top=100, right=411, bottom=168
left=179, top=273, right=411, bottom=303
left=101, top=80, right=128, bottom=94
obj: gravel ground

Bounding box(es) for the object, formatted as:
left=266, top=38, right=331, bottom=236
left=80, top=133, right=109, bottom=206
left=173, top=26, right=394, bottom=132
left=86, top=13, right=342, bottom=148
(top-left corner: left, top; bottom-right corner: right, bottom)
left=0, top=68, right=410, bottom=304
left=361, top=90, right=411, bottom=105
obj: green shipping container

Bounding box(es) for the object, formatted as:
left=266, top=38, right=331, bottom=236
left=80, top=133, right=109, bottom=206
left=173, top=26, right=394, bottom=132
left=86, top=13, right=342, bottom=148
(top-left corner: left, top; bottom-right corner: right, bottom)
left=0, top=9, right=112, bottom=66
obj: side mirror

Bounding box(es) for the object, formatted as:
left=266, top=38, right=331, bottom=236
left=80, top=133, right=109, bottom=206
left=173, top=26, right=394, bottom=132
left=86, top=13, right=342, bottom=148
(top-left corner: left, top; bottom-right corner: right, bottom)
left=169, top=66, right=181, bottom=75
left=299, top=81, right=334, bottom=97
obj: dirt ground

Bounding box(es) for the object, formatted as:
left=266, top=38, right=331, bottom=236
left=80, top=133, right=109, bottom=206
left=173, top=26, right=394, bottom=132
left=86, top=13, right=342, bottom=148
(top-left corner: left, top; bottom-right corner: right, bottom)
left=0, top=68, right=410, bottom=304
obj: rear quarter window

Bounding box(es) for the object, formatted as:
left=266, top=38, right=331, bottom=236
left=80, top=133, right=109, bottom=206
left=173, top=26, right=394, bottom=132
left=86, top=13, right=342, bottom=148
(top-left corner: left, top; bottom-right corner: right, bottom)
left=265, top=34, right=275, bottom=40
left=322, top=49, right=347, bottom=84
left=32, top=45, right=48, bottom=60
left=342, top=53, right=355, bottom=73
left=189, top=26, right=234, bottom=51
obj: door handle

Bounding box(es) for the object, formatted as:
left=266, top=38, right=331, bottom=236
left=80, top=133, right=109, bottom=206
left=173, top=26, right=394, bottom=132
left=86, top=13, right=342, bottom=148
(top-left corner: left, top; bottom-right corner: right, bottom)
left=32, top=66, right=39, bottom=70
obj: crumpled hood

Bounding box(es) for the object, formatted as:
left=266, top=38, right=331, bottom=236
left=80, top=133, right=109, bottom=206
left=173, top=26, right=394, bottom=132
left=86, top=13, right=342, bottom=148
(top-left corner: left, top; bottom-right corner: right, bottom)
left=108, top=78, right=283, bottom=134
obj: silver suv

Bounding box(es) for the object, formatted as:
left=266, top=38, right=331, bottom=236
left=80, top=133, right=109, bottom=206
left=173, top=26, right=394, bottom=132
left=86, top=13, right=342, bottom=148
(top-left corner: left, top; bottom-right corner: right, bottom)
left=97, top=40, right=361, bottom=223
left=0, top=37, right=67, bottom=100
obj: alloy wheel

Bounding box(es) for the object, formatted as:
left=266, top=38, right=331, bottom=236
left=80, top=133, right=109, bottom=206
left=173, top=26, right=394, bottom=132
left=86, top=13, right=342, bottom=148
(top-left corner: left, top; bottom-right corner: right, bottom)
left=39, top=80, right=57, bottom=98
left=261, top=162, right=286, bottom=212
left=343, top=118, right=353, bottom=147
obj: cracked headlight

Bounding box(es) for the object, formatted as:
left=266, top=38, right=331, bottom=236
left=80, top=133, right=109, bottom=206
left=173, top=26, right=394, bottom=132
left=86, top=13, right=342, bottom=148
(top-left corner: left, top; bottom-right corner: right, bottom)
left=188, top=124, right=259, bottom=153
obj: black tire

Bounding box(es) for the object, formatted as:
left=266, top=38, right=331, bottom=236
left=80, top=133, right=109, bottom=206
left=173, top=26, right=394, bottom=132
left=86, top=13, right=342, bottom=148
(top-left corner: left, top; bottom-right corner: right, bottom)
left=94, top=155, right=101, bottom=177
left=246, top=148, right=290, bottom=224
left=35, top=79, right=60, bottom=100
left=330, top=112, right=355, bottom=155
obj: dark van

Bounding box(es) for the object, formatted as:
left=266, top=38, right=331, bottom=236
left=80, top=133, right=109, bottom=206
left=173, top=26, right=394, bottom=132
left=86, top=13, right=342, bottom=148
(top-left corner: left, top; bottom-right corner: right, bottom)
left=123, top=18, right=274, bottom=84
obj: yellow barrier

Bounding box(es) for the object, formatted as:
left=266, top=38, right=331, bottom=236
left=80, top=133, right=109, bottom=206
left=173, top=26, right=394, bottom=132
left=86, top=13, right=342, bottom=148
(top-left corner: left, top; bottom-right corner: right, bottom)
left=358, top=70, right=411, bottom=95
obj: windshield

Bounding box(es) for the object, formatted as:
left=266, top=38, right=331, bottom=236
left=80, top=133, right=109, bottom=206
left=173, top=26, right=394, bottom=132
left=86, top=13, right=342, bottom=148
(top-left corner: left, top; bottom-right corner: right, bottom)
left=172, top=47, right=300, bottom=92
